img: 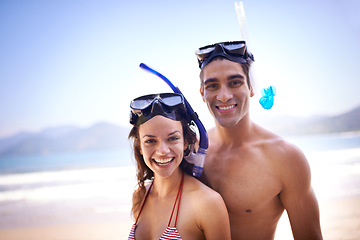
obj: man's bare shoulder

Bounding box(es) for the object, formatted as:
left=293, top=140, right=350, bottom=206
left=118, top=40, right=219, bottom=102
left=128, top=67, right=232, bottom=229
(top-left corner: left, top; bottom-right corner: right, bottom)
left=255, top=125, right=312, bottom=180
left=250, top=124, right=309, bottom=172
left=254, top=124, right=303, bottom=155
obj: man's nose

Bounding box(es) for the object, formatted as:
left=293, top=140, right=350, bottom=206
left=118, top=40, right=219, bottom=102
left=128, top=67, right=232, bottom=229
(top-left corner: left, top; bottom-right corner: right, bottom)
left=216, top=86, right=233, bottom=102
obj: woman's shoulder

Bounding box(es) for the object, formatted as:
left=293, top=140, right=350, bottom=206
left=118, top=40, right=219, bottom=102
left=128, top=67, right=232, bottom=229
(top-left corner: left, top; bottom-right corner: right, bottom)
left=182, top=173, right=230, bottom=236
left=183, top=174, right=224, bottom=205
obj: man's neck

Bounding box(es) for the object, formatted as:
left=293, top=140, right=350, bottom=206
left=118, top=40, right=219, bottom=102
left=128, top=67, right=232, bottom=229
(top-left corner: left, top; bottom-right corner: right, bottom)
left=214, top=115, right=255, bottom=147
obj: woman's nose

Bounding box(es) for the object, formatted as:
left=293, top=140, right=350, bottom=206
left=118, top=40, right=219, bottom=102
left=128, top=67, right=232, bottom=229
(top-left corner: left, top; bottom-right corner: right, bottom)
left=156, top=141, right=170, bottom=155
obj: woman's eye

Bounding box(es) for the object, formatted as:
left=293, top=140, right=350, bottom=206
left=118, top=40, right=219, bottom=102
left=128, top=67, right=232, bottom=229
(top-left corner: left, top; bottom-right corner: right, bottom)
left=144, top=139, right=156, bottom=144
left=169, top=136, right=180, bottom=142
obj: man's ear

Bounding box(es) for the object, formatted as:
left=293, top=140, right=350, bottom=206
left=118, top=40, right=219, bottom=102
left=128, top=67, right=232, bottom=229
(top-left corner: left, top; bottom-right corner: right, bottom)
left=250, top=86, right=255, bottom=97
left=200, top=85, right=205, bottom=102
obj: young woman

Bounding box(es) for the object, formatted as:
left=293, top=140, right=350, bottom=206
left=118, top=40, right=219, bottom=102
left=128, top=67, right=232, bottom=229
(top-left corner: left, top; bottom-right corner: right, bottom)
left=128, top=93, right=230, bottom=240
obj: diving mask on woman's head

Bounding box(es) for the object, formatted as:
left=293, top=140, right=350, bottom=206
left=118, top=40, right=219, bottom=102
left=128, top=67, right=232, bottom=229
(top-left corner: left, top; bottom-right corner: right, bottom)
left=130, top=93, right=188, bottom=125
left=195, top=41, right=254, bottom=69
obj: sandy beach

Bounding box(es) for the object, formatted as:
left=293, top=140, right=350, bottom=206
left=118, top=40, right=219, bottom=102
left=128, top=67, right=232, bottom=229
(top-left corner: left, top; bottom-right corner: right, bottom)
left=0, top=222, right=130, bottom=240
left=276, top=196, right=360, bottom=240
left=320, top=196, right=360, bottom=240
left=0, top=195, right=359, bottom=239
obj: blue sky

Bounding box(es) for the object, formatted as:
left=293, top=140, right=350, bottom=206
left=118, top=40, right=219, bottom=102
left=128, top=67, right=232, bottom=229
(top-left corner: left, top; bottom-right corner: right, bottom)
left=0, top=0, right=359, bottom=138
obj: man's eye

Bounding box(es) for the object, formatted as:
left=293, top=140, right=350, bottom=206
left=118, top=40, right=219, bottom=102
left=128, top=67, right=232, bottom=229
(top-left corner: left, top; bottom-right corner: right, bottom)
left=205, top=83, right=218, bottom=90
left=229, top=80, right=243, bottom=87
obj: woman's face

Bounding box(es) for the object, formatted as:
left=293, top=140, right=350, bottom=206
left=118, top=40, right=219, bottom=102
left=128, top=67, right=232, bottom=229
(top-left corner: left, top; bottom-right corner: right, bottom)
left=138, top=115, right=186, bottom=179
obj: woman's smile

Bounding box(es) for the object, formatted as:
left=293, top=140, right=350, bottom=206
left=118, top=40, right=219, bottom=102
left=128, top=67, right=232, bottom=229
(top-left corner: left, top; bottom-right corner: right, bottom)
left=152, top=157, right=175, bottom=166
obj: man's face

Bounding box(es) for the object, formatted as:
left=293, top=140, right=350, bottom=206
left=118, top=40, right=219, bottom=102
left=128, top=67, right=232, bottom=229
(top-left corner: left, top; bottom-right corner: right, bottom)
left=200, top=59, right=254, bottom=128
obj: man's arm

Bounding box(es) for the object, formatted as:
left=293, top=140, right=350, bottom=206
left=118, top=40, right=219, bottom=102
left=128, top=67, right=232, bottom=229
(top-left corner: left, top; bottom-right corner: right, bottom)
left=279, top=144, right=323, bottom=240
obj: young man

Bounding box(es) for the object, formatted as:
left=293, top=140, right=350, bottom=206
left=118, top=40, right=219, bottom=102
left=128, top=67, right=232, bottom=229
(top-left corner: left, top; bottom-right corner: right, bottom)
left=195, top=41, right=323, bottom=240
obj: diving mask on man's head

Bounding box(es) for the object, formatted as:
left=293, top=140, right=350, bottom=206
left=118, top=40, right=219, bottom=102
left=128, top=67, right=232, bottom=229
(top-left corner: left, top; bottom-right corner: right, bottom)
left=130, top=93, right=188, bottom=125
left=195, top=41, right=254, bottom=69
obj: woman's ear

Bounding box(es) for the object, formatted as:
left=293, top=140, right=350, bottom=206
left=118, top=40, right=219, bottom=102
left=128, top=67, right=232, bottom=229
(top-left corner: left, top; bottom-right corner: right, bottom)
left=184, top=139, right=189, bottom=150
left=138, top=140, right=143, bottom=155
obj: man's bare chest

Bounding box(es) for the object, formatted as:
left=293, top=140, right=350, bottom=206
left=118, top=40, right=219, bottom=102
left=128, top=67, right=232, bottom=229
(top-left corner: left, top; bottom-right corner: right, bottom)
left=203, top=149, right=283, bottom=214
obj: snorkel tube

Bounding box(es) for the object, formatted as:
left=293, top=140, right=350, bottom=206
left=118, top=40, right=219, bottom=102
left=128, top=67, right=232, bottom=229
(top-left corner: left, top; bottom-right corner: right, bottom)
left=139, top=63, right=208, bottom=177
left=235, top=1, right=276, bottom=110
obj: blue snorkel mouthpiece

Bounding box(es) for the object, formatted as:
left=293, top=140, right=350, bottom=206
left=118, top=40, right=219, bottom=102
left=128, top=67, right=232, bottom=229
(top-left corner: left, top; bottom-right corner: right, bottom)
left=259, top=86, right=276, bottom=110
left=139, top=63, right=208, bottom=177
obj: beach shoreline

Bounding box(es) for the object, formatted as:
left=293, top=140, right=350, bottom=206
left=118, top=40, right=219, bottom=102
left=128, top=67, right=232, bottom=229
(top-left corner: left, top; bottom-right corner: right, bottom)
left=0, top=144, right=359, bottom=239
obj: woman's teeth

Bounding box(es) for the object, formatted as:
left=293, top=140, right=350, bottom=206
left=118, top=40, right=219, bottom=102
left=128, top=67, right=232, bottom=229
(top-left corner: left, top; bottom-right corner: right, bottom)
left=153, top=158, right=173, bottom=165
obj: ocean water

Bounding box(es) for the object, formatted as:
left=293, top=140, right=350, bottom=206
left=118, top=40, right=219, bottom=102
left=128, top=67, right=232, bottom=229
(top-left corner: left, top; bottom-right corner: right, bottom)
left=285, top=132, right=360, bottom=199
left=0, top=132, right=359, bottom=230
left=0, top=148, right=133, bottom=174
left=0, top=149, right=136, bottom=229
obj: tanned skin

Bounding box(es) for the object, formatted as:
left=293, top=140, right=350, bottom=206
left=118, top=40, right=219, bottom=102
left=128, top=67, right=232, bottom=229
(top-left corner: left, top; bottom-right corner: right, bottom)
left=199, top=59, right=322, bottom=240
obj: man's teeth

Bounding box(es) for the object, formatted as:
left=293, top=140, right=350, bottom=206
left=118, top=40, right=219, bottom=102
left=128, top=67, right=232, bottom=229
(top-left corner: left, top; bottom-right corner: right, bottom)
left=154, top=158, right=173, bottom=164
left=218, top=105, right=235, bottom=110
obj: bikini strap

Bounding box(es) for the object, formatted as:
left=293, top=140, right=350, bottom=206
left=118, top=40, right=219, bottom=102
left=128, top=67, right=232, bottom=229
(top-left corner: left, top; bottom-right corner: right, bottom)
left=135, top=181, right=154, bottom=224
left=168, top=171, right=185, bottom=227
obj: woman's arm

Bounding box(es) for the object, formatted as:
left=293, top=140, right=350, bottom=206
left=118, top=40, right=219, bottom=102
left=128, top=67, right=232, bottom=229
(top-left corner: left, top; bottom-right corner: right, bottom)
left=198, top=190, right=231, bottom=240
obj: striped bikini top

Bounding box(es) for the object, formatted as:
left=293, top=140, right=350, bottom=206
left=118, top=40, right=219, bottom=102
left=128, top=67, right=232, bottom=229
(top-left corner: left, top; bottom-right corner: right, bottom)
left=128, top=172, right=184, bottom=240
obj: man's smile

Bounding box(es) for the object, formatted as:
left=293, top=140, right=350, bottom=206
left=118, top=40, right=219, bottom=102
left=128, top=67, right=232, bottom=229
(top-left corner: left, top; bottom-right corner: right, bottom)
left=216, top=104, right=237, bottom=112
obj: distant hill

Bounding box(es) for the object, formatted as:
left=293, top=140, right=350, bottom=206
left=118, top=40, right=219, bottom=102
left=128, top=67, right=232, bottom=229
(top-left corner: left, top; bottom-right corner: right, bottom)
left=273, top=105, right=360, bottom=135
left=0, top=122, right=131, bottom=157
left=1, top=105, right=359, bottom=157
